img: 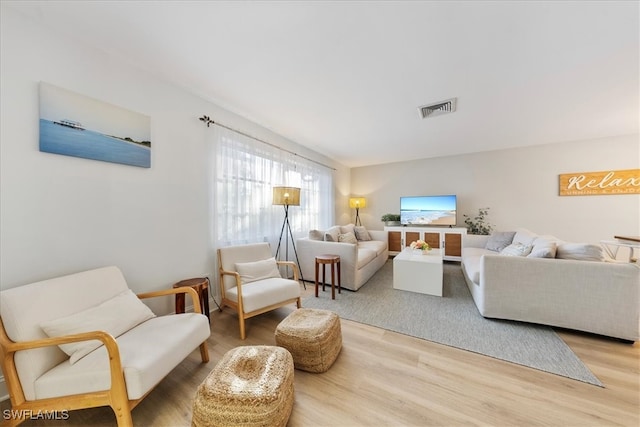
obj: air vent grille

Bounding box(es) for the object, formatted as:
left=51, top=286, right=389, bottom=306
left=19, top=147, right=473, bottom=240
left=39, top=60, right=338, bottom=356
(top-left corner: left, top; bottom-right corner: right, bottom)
left=419, top=98, right=457, bottom=118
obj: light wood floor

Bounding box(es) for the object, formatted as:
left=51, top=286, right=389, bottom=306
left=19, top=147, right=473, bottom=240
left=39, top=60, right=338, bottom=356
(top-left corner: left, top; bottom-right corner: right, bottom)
left=3, top=284, right=639, bottom=427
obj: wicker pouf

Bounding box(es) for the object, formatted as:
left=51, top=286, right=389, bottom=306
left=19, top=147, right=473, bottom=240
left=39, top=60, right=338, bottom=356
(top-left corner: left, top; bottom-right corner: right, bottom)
left=191, top=345, right=294, bottom=427
left=275, top=308, right=342, bottom=373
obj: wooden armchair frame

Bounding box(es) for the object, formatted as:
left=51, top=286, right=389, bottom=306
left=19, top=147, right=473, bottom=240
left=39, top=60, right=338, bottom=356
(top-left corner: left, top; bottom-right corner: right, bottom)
left=217, top=251, right=301, bottom=340
left=0, top=287, right=209, bottom=427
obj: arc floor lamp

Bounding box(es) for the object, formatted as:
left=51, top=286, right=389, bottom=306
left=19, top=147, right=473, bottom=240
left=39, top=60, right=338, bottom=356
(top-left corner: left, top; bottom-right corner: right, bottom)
left=273, top=186, right=305, bottom=286
left=349, top=197, right=366, bottom=226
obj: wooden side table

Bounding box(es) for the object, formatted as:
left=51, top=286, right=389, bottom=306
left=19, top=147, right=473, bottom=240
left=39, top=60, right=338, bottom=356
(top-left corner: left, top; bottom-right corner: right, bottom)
left=315, top=255, right=341, bottom=300
left=173, top=277, right=210, bottom=323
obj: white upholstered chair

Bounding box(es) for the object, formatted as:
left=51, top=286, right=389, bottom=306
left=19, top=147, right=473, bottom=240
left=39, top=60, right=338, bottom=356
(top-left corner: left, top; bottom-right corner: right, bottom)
left=217, top=243, right=302, bottom=339
left=0, top=266, right=210, bottom=427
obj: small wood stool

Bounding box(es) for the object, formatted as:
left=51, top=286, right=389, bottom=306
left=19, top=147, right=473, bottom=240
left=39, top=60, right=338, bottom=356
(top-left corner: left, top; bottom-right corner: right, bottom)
left=173, top=277, right=210, bottom=323
left=315, top=254, right=341, bottom=299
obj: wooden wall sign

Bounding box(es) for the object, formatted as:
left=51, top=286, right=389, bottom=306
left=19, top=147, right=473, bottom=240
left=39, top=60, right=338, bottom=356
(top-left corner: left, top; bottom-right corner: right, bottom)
left=559, top=169, right=640, bottom=196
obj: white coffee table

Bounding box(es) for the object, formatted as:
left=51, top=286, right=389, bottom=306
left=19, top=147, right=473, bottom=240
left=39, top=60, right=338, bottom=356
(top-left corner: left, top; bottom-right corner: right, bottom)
left=393, top=248, right=444, bottom=296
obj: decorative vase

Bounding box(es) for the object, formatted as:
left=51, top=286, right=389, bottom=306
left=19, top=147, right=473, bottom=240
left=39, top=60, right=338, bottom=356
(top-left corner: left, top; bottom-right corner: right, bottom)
left=422, top=249, right=431, bottom=255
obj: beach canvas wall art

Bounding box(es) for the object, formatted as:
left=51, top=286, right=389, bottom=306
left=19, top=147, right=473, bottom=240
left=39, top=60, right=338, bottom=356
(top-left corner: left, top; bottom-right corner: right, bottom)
left=39, top=82, right=151, bottom=168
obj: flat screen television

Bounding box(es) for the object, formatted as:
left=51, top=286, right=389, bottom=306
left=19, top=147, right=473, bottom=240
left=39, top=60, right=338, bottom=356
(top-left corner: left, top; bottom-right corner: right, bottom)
left=400, top=195, right=457, bottom=226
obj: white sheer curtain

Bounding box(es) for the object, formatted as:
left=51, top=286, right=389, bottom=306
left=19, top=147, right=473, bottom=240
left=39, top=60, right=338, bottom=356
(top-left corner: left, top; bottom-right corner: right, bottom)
left=213, top=126, right=333, bottom=252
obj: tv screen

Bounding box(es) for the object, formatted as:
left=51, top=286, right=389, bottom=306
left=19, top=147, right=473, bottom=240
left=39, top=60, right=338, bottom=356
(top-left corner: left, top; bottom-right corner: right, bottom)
left=400, top=195, right=457, bottom=226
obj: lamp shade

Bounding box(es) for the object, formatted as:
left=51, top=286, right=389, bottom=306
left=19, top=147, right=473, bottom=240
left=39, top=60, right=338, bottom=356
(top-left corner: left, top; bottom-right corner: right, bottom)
left=272, top=186, right=300, bottom=206
left=349, top=197, right=367, bottom=209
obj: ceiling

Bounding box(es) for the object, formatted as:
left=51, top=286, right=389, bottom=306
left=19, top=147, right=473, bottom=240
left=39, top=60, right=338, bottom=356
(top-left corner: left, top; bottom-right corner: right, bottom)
left=5, top=1, right=639, bottom=168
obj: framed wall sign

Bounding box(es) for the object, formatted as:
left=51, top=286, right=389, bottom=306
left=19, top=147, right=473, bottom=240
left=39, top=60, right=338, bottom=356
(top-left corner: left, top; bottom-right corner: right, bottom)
left=559, top=169, right=640, bottom=196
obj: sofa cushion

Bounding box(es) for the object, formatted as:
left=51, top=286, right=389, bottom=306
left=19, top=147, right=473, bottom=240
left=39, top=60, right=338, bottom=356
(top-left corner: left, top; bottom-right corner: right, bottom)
left=358, top=240, right=387, bottom=256
left=35, top=313, right=210, bottom=400
left=356, top=248, right=378, bottom=269
left=463, top=255, right=483, bottom=284
left=500, top=242, right=533, bottom=257
left=485, top=231, right=516, bottom=252
left=225, top=278, right=300, bottom=313
left=308, top=229, right=324, bottom=241
left=235, top=257, right=281, bottom=284
left=556, top=243, right=605, bottom=262
left=324, top=226, right=341, bottom=242
left=40, top=289, right=156, bottom=364
left=338, top=232, right=358, bottom=244
left=354, top=226, right=372, bottom=241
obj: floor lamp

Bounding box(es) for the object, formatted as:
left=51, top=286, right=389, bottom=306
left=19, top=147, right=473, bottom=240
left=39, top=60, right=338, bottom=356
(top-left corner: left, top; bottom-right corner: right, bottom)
left=273, top=186, right=305, bottom=287
left=349, top=197, right=366, bottom=226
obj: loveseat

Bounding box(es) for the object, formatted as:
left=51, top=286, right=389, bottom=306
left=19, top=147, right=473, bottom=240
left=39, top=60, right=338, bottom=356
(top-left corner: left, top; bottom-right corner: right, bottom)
left=297, top=224, right=388, bottom=291
left=461, top=229, right=640, bottom=342
left=0, top=266, right=211, bottom=426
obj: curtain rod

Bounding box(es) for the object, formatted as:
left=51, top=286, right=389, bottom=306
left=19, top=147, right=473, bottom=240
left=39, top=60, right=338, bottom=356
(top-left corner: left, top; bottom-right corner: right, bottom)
left=199, top=115, right=336, bottom=171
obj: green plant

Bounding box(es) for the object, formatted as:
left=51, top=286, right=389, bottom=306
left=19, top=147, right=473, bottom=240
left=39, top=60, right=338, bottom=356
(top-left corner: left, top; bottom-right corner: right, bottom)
left=381, top=213, right=401, bottom=222
left=463, top=207, right=494, bottom=235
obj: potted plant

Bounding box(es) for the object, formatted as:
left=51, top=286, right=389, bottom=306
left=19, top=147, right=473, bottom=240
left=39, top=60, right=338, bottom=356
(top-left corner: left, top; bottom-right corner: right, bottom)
left=381, top=213, right=401, bottom=226
left=463, top=207, right=494, bottom=235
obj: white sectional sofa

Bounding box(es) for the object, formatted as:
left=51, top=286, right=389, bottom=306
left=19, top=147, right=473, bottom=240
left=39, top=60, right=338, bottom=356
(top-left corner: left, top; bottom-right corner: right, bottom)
left=297, top=224, right=388, bottom=291
left=461, top=229, right=640, bottom=342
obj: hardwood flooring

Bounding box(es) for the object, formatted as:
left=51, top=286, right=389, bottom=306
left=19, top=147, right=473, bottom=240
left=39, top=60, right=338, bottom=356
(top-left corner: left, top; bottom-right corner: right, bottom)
left=2, top=285, right=638, bottom=426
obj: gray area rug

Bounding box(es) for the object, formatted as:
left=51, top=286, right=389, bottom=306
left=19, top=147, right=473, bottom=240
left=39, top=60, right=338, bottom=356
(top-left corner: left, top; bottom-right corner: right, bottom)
left=303, top=260, right=603, bottom=387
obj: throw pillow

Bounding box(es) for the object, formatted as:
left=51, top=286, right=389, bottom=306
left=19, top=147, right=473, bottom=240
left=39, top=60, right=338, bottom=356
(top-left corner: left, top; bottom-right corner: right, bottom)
left=500, top=242, right=533, bottom=257
left=340, top=224, right=356, bottom=235
left=309, top=229, right=324, bottom=241
left=528, top=236, right=558, bottom=258
left=40, top=289, right=156, bottom=364
left=556, top=243, right=604, bottom=262
left=485, top=231, right=516, bottom=252
left=354, top=226, right=372, bottom=241
left=324, top=226, right=341, bottom=242
left=512, top=228, right=538, bottom=246
left=235, top=257, right=282, bottom=284
left=338, top=231, right=358, bottom=244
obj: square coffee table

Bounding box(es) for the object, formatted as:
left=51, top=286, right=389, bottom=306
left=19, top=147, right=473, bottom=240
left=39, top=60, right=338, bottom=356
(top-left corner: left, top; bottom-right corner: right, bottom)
left=393, top=248, right=443, bottom=296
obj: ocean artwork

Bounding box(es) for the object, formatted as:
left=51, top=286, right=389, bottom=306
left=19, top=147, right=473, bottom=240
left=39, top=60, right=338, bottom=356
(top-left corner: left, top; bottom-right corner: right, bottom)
left=39, top=82, right=151, bottom=168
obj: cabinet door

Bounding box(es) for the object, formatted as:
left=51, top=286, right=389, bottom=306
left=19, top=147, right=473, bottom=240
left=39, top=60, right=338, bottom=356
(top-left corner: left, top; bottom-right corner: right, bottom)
left=405, top=231, right=420, bottom=248
left=444, top=232, right=462, bottom=257
left=388, top=231, right=402, bottom=252
left=423, top=232, right=440, bottom=249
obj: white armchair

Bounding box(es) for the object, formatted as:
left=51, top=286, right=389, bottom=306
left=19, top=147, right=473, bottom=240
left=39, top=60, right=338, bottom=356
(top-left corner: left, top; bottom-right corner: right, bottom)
left=217, top=243, right=302, bottom=339
left=0, top=266, right=210, bottom=427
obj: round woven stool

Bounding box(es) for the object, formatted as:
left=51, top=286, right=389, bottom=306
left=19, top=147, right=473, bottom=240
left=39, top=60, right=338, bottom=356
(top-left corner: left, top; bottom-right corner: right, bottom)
left=192, top=345, right=294, bottom=427
left=275, top=308, right=342, bottom=373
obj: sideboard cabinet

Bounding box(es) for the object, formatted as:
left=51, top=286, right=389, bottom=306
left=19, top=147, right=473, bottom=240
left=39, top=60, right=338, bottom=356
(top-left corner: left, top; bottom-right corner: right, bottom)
left=385, top=226, right=467, bottom=261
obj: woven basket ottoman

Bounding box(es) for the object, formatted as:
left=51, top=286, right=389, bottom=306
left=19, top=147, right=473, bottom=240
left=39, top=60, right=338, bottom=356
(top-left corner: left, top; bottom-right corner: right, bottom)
left=191, top=345, right=294, bottom=427
left=275, top=308, right=342, bottom=373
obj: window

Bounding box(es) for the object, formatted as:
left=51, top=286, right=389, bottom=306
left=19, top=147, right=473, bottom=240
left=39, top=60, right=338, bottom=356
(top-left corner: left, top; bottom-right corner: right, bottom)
left=214, top=126, right=333, bottom=248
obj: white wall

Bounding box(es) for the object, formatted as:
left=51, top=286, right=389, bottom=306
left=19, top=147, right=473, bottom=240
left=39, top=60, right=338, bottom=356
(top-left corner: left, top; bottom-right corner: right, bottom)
left=351, top=135, right=640, bottom=243
left=0, top=5, right=346, bottom=299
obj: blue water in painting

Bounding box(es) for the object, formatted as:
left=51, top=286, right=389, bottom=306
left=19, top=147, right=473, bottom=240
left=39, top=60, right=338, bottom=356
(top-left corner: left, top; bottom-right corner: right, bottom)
left=39, top=119, right=150, bottom=168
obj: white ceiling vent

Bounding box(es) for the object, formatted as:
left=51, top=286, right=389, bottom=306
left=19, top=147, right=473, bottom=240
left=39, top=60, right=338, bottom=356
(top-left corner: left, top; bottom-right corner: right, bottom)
left=419, top=98, right=457, bottom=119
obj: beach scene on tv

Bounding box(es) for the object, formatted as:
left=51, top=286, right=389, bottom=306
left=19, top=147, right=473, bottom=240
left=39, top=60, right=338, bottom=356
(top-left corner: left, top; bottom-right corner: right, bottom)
left=400, top=195, right=457, bottom=225
left=39, top=82, right=151, bottom=168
